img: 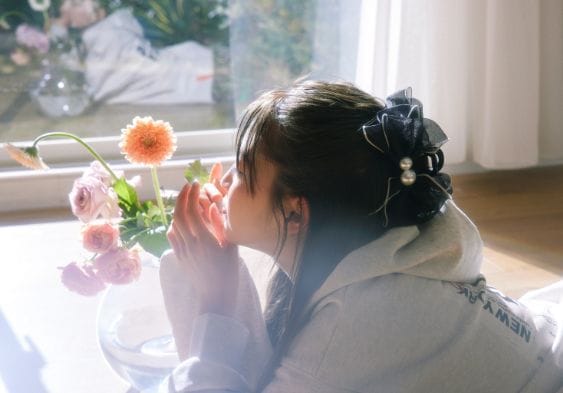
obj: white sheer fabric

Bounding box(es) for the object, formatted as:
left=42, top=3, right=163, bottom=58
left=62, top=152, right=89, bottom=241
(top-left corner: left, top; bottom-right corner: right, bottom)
left=356, top=0, right=563, bottom=169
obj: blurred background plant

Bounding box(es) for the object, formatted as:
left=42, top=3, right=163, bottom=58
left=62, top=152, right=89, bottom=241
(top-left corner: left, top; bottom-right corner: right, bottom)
left=97, top=0, right=230, bottom=48
left=0, top=0, right=102, bottom=73
left=99, top=0, right=313, bottom=109
left=227, top=0, right=314, bottom=111
left=96, top=0, right=232, bottom=104
left=229, top=0, right=313, bottom=78
left=0, top=0, right=314, bottom=104
left=0, top=0, right=58, bottom=74
left=0, top=0, right=101, bottom=118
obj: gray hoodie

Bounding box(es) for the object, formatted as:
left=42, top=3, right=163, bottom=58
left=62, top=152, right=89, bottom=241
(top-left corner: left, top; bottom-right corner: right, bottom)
left=159, top=201, right=563, bottom=392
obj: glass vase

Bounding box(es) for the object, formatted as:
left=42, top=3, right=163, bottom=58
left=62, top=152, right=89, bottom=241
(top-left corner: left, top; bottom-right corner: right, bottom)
left=96, top=252, right=179, bottom=392
left=29, top=57, right=91, bottom=118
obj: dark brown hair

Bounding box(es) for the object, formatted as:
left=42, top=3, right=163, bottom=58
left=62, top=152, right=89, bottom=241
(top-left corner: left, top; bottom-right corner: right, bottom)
left=235, top=80, right=414, bottom=388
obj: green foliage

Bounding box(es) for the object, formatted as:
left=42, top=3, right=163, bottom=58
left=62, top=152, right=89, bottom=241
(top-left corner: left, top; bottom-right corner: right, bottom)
left=134, top=226, right=169, bottom=259
left=100, top=0, right=229, bottom=47
left=0, top=0, right=83, bottom=72
left=231, top=0, right=314, bottom=76
left=0, top=0, right=64, bottom=31
left=113, top=177, right=173, bottom=258
left=184, top=159, right=209, bottom=183
left=113, top=177, right=141, bottom=216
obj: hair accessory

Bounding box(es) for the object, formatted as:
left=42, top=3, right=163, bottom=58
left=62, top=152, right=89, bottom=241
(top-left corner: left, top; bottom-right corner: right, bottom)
left=360, top=87, right=453, bottom=226
left=399, top=157, right=416, bottom=186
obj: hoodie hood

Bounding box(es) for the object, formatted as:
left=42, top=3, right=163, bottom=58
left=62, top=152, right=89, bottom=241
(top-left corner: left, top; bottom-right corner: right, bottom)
left=307, top=200, right=483, bottom=309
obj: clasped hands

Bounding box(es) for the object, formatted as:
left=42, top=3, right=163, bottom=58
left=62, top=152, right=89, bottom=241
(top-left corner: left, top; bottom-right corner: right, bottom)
left=167, top=163, right=239, bottom=317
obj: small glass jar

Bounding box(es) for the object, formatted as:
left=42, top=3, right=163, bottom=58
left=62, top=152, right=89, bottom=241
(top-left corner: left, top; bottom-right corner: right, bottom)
left=29, top=30, right=91, bottom=118
left=29, top=58, right=90, bottom=117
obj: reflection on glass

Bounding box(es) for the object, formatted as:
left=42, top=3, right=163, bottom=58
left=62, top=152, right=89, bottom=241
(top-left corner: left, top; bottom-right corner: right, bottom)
left=0, top=0, right=359, bottom=151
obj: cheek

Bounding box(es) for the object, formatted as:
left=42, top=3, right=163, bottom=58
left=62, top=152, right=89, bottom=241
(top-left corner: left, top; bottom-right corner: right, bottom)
left=223, top=190, right=279, bottom=248
left=222, top=189, right=245, bottom=232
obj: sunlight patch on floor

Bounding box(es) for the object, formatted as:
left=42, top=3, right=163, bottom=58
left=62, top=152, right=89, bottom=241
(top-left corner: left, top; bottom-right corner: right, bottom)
left=482, top=246, right=561, bottom=299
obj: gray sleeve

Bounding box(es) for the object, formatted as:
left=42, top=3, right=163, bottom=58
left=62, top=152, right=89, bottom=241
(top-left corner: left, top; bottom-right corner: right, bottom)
left=162, top=293, right=350, bottom=393
left=160, top=252, right=273, bottom=392
left=164, top=313, right=252, bottom=392
left=261, top=293, right=353, bottom=393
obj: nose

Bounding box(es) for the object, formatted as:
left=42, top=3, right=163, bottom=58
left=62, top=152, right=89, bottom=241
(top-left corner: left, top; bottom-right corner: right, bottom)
left=220, top=164, right=235, bottom=191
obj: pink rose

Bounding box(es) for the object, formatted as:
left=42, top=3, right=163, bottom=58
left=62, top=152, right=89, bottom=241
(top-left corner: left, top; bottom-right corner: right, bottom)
left=60, top=262, right=106, bottom=296
left=83, top=161, right=115, bottom=186
left=94, top=248, right=141, bottom=285
left=83, top=161, right=140, bottom=188
left=15, top=24, right=49, bottom=54
left=82, top=221, right=120, bottom=253
left=69, top=175, right=120, bottom=222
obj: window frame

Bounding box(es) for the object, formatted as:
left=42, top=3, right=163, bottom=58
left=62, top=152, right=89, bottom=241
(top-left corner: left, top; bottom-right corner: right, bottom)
left=0, top=0, right=369, bottom=213
left=0, top=128, right=236, bottom=213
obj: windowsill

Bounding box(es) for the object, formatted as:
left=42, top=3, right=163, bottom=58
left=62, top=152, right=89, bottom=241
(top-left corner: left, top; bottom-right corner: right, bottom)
left=0, top=154, right=236, bottom=213
left=0, top=128, right=237, bottom=212
left=0, top=68, right=239, bottom=213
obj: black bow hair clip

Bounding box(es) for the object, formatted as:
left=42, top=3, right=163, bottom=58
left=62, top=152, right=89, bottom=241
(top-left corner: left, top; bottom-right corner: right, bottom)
left=360, top=87, right=453, bottom=226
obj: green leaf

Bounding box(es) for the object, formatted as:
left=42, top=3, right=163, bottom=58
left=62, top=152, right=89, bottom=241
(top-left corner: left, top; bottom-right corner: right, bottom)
left=146, top=204, right=162, bottom=220
left=136, top=212, right=148, bottom=229
left=113, top=178, right=141, bottom=215
left=135, top=226, right=170, bottom=258
left=119, top=215, right=142, bottom=243
left=184, top=160, right=209, bottom=183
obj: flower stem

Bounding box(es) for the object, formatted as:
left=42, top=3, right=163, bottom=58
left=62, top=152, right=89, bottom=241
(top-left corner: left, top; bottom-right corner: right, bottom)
left=42, top=10, right=50, bottom=31
left=151, top=165, right=168, bottom=227
left=32, top=132, right=119, bottom=181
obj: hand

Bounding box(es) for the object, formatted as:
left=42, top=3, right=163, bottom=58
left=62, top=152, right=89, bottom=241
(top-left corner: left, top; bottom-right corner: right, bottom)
left=198, top=162, right=228, bottom=246
left=167, top=180, right=239, bottom=317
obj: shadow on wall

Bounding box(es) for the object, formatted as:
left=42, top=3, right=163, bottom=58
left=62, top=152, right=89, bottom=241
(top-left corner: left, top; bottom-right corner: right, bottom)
left=0, top=310, right=49, bottom=393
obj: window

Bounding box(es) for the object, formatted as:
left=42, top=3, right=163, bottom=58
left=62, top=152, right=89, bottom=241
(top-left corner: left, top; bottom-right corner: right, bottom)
left=0, top=0, right=363, bottom=211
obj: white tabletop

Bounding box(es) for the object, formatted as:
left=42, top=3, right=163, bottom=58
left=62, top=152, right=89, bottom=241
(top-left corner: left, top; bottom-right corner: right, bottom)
left=0, top=216, right=273, bottom=393
left=0, top=218, right=132, bottom=393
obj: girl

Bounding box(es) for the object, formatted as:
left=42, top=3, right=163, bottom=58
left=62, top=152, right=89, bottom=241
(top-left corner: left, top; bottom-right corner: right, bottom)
left=160, top=80, right=563, bottom=392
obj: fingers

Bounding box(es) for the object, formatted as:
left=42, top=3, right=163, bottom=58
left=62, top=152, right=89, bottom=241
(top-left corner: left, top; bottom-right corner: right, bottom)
left=173, top=183, right=195, bottom=238
left=198, top=192, right=211, bottom=215
left=209, top=162, right=227, bottom=196
left=209, top=203, right=226, bottom=247
left=219, top=164, right=234, bottom=193
left=167, top=227, right=188, bottom=261
left=209, top=162, right=223, bottom=183
left=186, top=182, right=216, bottom=244
left=173, top=182, right=210, bottom=237
left=171, top=178, right=225, bottom=253
left=213, top=178, right=227, bottom=196
left=203, top=182, right=223, bottom=204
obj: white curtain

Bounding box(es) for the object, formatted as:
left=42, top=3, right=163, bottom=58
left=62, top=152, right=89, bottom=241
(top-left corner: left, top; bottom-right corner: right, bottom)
left=355, top=0, right=563, bottom=169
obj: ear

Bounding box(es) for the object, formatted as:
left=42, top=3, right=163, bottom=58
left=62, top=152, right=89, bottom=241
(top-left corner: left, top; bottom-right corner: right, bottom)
left=283, top=196, right=310, bottom=236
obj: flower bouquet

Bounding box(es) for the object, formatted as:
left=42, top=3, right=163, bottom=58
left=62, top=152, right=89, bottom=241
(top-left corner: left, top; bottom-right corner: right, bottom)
left=3, top=116, right=210, bottom=296
left=1, top=0, right=106, bottom=68
left=1, top=0, right=108, bottom=116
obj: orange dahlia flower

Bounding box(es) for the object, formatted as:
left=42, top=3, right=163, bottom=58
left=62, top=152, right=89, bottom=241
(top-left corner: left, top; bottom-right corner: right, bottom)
left=119, top=116, right=177, bottom=166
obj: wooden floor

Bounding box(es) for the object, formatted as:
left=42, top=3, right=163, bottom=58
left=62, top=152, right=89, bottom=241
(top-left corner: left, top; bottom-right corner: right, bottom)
left=452, top=164, right=563, bottom=297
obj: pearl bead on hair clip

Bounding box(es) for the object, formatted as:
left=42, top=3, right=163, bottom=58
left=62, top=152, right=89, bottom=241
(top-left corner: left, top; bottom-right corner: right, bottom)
left=399, top=157, right=416, bottom=186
